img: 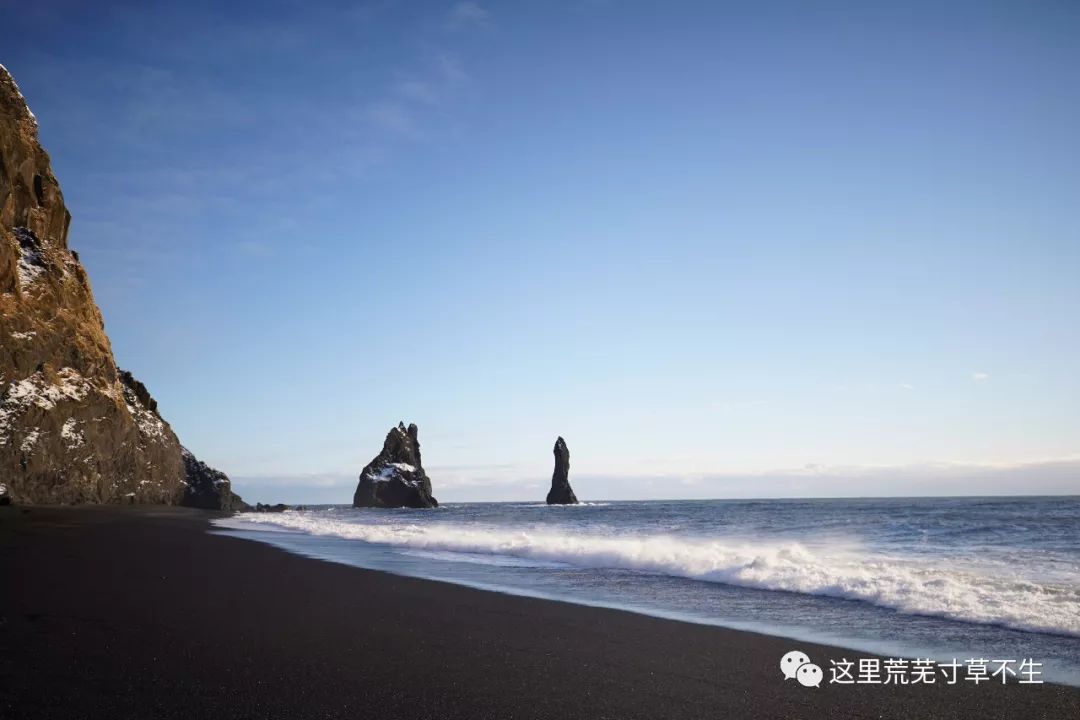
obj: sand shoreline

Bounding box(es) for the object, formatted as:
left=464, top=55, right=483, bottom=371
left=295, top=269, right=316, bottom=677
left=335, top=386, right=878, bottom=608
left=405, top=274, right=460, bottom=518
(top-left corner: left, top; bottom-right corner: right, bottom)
left=3, top=505, right=1078, bottom=719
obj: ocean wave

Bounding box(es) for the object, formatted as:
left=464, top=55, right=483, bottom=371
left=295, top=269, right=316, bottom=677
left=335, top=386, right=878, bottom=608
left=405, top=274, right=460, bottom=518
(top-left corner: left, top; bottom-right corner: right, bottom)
left=507, top=502, right=613, bottom=508
left=400, top=549, right=570, bottom=568
left=215, top=512, right=1080, bottom=638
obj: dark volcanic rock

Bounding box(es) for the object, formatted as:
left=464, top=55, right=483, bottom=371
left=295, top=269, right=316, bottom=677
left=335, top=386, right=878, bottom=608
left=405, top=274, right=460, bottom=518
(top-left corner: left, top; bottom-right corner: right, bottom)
left=353, top=422, right=438, bottom=509
left=181, top=447, right=248, bottom=512
left=0, top=64, right=236, bottom=508
left=546, top=436, right=578, bottom=505
left=0, top=481, right=10, bottom=505
left=118, top=370, right=157, bottom=413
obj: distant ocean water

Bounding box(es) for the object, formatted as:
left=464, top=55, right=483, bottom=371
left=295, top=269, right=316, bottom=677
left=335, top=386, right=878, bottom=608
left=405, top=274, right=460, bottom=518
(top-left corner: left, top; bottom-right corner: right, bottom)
left=214, top=497, right=1080, bottom=685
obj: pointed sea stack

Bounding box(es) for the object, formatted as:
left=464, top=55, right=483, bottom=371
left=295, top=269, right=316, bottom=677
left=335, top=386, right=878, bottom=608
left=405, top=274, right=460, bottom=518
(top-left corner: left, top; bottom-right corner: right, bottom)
left=546, top=436, right=578, bottom=505
left=353, top=422, right=438, bottom=509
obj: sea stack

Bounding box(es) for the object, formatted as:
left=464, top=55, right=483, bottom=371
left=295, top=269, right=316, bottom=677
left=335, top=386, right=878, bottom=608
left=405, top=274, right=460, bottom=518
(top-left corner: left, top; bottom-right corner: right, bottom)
left=0, top=65, right=241, bottom=509
left=353, top=422, right=438, bottom=509
left=546, top=436, right=578, bottom=505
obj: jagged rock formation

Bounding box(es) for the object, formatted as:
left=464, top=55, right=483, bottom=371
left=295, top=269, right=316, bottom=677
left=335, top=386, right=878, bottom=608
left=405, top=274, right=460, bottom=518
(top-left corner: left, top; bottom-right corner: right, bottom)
left=546, top=436, right=578, bottom=505
left=353, top=422, right=438, bottom=508
left=0, top=65, right=240, bottom=509
left=181, top=447, right=249, bottom=512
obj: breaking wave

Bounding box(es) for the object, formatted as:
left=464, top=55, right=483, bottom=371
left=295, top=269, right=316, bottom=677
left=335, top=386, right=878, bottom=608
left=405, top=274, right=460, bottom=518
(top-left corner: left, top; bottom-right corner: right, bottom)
left=215, top=511, right=1080, bottom=638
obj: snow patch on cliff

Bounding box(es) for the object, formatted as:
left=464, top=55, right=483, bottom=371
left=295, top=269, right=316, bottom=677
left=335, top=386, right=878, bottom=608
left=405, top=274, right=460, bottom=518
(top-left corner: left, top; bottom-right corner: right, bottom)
left=367, top=463, right=420, bottom=486
left=61, top=417, right=85, bottom=449
left=16, top=244, right=45, bottom=289
left=20, top=428, right=40, bottom=453
left=0, top=368, right=93, bottom=447
left=0, top=64, right=37, bottom=125
left=122, top=388, right=167, bottom=441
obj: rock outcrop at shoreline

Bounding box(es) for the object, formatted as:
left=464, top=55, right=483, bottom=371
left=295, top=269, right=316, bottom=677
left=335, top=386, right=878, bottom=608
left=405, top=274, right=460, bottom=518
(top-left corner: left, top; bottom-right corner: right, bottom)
left=181, top=447, right=249, bottom=512
left=353, top=422, right=438, bottom=508
left=546, top=436, right=578, bottom=505
left=0, top=65, right=241, bottom=510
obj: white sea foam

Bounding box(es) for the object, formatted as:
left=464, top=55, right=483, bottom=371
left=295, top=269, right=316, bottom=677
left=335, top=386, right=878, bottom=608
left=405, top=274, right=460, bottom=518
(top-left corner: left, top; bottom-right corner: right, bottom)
left=400, top=549, right=569, bottom=569
left=217, top=511, right=1080, bottom=638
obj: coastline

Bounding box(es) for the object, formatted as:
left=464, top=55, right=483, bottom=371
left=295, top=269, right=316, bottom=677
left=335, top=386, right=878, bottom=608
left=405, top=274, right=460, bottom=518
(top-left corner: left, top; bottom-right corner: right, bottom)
left=3, top=506, right=1078, bottom=719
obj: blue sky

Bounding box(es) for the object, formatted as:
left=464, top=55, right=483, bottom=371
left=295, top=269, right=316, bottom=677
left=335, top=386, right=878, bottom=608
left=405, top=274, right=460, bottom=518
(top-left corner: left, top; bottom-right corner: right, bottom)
left=4, top=1, right=1078, bottom=502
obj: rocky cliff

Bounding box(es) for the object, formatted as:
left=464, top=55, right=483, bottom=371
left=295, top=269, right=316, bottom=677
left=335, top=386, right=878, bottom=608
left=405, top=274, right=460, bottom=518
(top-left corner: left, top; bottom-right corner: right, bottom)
left=181, top=446, right=248, bottom=512
left=0, top=65, right=242, bottom=510
left=546, top=436, right=578, bottom=504
left=353, top=422, right=438, bottom=508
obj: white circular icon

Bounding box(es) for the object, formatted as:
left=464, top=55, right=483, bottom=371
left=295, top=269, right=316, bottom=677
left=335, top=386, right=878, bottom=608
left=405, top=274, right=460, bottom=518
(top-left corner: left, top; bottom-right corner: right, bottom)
left=797, top=662, right=823, bottom=688
left=780, top=650, right=811, bottom=680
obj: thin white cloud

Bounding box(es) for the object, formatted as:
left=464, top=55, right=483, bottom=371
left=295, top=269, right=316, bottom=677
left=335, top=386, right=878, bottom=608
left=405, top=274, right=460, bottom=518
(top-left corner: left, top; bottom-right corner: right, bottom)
left=233, top=473, right=355, bottom=489
left=972, top=372, right=990, bottom=382
left=396, top=79, right=439, bottom=104
left=365, top=100, right=418, bottom=137
left=365, top=53, right=470, bottom=142
left=230, top=458, right=1080, bottom=504
left=235, top=239, right=275, bottom=258
left=709, top=398, right=768, bottom=411
left=899, top=383, right=915, bottom=391
left=437, top=52, right=470, bottom=84
left=445, top=2, right=490, bottom=31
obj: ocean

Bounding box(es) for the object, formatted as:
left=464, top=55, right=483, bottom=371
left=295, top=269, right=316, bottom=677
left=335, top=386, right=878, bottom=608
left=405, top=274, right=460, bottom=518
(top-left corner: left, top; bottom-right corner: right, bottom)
left=213, top=496, right=1080, bottom=685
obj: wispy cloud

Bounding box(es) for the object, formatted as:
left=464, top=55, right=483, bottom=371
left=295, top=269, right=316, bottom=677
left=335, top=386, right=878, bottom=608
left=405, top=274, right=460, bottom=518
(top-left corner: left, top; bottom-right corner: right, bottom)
left=427, top=463, right=527, bottom=489
left=387, top=51, right=470, bottom=112
left=233, top=473, right=355, bottom=489
left=395, top=79, right=439, bottom=104
left=235, top=239, right=276, bottom=258
left=709, top=398, right=769, bottom=411
left=445, top=2, right=490, bottom=31
left=365, top=100, right=419, bottom=137
left=899, top=383, right=915, bottom=391
left=972, top=372, right=990, bottom=382
left=230, top=458, right=1080, bottom=504
left=436, top=52, right=470, bottom=84
left=360, top=48, right=474, bottom=145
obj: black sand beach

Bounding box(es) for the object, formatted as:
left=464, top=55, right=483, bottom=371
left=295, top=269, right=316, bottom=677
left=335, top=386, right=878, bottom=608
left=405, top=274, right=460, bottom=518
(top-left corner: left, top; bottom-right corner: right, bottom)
left=2, top=507, right=1077, bottom=720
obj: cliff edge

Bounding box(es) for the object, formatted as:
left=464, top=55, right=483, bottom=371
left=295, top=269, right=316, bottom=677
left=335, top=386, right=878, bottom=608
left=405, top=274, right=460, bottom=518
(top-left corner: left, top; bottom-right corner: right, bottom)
left=0, top=65, right=241, bottom=509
